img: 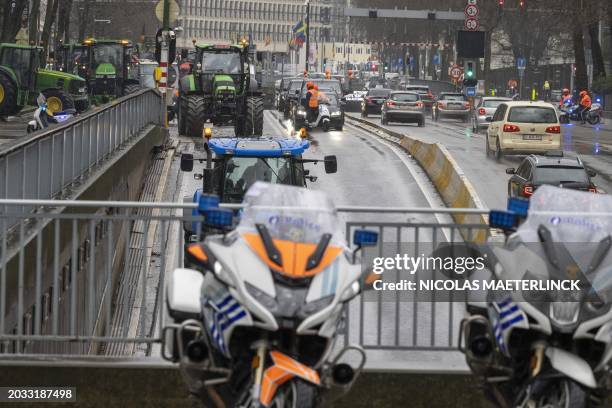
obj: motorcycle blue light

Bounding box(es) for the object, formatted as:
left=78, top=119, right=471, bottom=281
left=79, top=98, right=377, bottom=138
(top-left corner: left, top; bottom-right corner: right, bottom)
left=489, top=210, right=517, bottom=230
left=204, top=208, right=233, bottom=228
left=353, top=229, right=378, bottom=247
left=198, top=194, right=220, bottom=213
left=507, top=197, right=529, bottom=217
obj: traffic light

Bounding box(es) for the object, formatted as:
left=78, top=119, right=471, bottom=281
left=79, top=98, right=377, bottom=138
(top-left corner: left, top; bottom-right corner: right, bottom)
left=463, top=60, right=477, bottom=87
left=498, top=0, right=504, bottom=5
left=519, top=0, right=525, bottom=12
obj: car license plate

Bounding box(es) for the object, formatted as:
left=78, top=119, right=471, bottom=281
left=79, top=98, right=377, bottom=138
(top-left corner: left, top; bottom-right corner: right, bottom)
left=522, top=134, right=542, bottom=140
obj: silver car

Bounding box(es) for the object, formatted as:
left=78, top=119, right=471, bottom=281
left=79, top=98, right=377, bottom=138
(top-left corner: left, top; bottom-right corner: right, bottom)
left=471, top=97, right=511, bottom=134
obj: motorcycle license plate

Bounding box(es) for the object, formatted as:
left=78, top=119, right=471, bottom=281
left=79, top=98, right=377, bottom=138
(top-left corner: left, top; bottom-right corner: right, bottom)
left=522, top=134, right=542, bottom=140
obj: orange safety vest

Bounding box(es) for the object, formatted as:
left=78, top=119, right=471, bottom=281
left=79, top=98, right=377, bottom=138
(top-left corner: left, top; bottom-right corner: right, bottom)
left=581, top=94, right=592, bottom=108
left=308, top=90, right=319, bottom=108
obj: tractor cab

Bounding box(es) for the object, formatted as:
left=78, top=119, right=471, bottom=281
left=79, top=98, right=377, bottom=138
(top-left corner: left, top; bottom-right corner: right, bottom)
left=180, top=137, right=337, bottom=241
left=56, top=44, right=89, bottom=78
left=0, top=43, right=88, bottom=115
left=81, top=38, right=141, bottom=103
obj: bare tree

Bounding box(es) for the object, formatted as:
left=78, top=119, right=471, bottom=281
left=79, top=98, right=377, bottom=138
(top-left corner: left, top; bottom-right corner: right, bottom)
left=28, top=0, right=41, bottom=45
left=41, top=0, right=60, bottom=57
left=78, top=0, right=95, bottom=41
left=1, top=0, right=28, bottom=43
left=56, top=0, right=74, bottom=44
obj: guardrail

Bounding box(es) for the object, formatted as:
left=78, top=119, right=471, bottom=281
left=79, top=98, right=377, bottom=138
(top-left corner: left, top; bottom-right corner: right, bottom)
left=0, top=90, right=162, bottom=206
left=0, top=199, right=490, bottom=367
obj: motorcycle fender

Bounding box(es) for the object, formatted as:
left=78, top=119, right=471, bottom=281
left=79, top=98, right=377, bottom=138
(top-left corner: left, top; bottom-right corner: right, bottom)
left=545, top=347, right=597, bottom=389
left=167, top=268, right=204, bottom=320
left=260, top=351, right=320, bottom=406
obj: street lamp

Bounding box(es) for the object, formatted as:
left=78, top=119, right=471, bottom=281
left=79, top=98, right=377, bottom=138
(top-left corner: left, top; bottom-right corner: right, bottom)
left=305, top=0, right=310, bottom=72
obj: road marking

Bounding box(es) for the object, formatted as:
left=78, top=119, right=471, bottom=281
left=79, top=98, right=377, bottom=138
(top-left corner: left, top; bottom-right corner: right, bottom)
left=346, top=121, right=453, bottom=242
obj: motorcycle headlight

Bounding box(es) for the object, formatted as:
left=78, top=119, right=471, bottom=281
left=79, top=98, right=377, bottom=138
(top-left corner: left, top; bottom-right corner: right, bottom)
left=245, top=282, right=279, bottom=315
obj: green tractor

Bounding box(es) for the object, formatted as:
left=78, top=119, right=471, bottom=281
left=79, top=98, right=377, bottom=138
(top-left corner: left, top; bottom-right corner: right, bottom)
left=80, top=38, right=141, bottom=104
left=56, top=43, right=89, bottom=79
left=177, top=43, right=264, bottom=137
left=0, top=43, right=89, bottom=116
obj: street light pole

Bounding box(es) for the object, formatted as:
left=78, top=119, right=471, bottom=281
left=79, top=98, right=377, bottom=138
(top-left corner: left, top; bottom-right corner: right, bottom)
left=305, top=0, right=310, bottom=72
left=160, top=0, right=170, bottom=129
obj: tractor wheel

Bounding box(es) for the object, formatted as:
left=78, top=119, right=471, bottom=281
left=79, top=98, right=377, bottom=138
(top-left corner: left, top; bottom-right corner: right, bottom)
left=123, top=83, right=141, bottom=96
left=238, top=96, right=264, bottom=137
left=0, top=72, right=20, bottom=116
left=42, top=89, right=75, bottom=115
left=184, top=95, right=206, bottom=138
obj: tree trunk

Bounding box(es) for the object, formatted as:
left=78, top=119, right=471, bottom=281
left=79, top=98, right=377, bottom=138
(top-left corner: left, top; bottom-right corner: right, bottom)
left=1, top=0, right=27, bottom=43
left=41, top=0, right=59, bottom=60
left=588, top=22, right=606, bottom=80
left=28, top=0, right=41, bottom=45
left=78, top=0, right=94, bottom=42
left=56, top=0, right=73, bottom=45
left=63, top=0, right=73, bottom=44
left=572, top=24, right=588, bottom=92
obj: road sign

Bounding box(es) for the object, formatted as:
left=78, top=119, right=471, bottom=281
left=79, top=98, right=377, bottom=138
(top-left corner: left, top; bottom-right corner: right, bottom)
left=156, top=0, right=180, bottom=25
left=464, top=17, right=480, bottom=31
left=467, top=0, right=478, bottom=4
left=450, top=65, right=463, bottom=80
left=433, top=53, right=440, bottom=65
left=465, top=86, right=476, bottom=97
left=507, top=79, right=518, bottom=88
left=516, top=57, right=526, bottom=70
left=464, top=4, right=479, bottom=18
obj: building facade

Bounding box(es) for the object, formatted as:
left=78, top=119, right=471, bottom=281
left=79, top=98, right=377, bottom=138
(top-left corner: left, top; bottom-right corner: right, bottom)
left=178, top=0, right=334, bottom=54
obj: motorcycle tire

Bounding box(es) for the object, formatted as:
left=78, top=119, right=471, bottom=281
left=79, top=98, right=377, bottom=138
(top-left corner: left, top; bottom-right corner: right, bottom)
left=535, top=379, right=587, bottom=408
left=275, top=379, right=318, bottom=408
left=322, top=122, right=330, bottom=132
left=587, top=115, right=600, bottom=125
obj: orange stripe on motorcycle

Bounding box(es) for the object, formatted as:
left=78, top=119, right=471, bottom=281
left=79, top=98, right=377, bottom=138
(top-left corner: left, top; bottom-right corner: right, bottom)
left=259, top=351, right=320, bottom=406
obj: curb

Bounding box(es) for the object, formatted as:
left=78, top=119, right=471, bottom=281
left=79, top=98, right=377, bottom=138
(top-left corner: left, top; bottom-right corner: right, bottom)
left=346, top=115, right=488, bottom=243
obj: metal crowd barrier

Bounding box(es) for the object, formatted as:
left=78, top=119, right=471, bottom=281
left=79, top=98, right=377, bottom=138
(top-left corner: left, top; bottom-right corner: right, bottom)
left=0, top=200, right=490, bottom=364
left=0, top=90, right=162, bottom=206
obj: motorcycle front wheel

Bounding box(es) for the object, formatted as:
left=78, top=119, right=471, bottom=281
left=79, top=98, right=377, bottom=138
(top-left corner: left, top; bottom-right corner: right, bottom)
left=532, top=379, right=587, bottom=408
left=271, top=380, right=318, bottom=408
left=587, top=114, right=601, bottom=125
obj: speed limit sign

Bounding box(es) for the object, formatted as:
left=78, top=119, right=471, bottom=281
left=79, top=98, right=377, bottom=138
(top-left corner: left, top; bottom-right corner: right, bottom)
left=464, top=4, right=479, bottom=18
left=464, top=17, right=480, bottom=31
left=450, top=65, right=463, bottom=80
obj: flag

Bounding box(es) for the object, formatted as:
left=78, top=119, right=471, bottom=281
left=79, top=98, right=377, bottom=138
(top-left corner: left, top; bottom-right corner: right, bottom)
left=293, top=21, right=307, bottom=46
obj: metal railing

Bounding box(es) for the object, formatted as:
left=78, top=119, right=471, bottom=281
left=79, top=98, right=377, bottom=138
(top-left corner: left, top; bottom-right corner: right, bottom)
left=0, top=90, right=162, bottom=205
left=0, top=199, right=490, bottom=365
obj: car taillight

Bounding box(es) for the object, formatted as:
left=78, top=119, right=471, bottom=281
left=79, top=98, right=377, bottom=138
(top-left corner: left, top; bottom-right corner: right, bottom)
left=589, top=185, right=597, bottom=193
left=503, top=124, right=520, bottom=132
left=545, top=125, right=560, bottom=133
left=523, top=184, right=534, bottom=196
left=437, top=102, right=444, bottom=108
left=386, top=101, right=396, bottom=107
left=416, top=101, right=423, bottom=107
left=478, top=108, right=486, bottom=115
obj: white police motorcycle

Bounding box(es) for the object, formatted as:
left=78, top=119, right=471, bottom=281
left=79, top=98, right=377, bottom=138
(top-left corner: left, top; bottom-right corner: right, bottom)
left=27, top=93, right=75, bottom=133
left=461, top=186, right=612, bottom=407
left=163, top=182, right=377, bottom=407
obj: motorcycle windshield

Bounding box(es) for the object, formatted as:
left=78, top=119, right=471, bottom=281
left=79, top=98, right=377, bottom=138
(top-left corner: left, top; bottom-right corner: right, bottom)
left=237, top=182, right=345, bottom=247
left=491, top=186, right=612, bottom=318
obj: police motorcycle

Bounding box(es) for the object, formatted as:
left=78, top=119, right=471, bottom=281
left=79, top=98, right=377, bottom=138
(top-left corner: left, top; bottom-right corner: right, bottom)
left=460, top=186, right=612, bottom=407
left=558, top=98, right=602, bottom=125
left=163, top=182, right=378, bottom=407
left=27, top=93, right=75, bottom=133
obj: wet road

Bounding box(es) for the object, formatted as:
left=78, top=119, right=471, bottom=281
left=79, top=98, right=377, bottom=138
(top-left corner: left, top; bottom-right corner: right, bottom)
left=348, top=111, right=612, bottom=210
left=164, top=112, right=468, bottom=372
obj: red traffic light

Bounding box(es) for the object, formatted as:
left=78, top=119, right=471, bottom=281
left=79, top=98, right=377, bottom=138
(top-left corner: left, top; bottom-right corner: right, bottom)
left=499, top=0, right=504, bottom=5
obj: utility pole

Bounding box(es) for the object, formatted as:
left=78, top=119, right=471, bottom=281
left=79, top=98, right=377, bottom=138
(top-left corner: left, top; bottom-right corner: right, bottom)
left=160, top=0, right=169, bottom=128
left=305, top=0, right=310, bottom=72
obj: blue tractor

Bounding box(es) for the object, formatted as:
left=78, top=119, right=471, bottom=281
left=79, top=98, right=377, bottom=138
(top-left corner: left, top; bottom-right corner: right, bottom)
left=180, top=136, right=337, bottom=242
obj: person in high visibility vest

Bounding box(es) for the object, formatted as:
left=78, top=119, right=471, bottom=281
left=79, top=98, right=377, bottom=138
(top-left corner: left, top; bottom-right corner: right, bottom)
left=543, top=80, right=551, bottom=101
left=306, top=84, right=319, bottom=123
left=578, top=90, right=592, bottom=124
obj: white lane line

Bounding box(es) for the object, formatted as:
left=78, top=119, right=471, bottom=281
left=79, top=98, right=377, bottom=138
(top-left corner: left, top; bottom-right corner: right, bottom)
left=347, top=121, right=453, bottom=242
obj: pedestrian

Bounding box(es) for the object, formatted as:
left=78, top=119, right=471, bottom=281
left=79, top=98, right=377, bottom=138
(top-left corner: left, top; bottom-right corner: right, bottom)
left=543, top=80, right=551, bottom=101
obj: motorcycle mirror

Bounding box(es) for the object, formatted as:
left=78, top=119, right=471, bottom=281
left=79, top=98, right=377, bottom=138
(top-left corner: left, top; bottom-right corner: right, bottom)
left=181, top=153, right=194, bottom=172
left=324, top=155, right=337, bottom=174
left=505, top=168, right=516, bottom=175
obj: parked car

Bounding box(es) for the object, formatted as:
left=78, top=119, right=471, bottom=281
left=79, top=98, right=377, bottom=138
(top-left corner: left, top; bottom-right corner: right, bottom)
left=276, top=77, right=299, bottom=114
left=432, top=93, right=471, bottom=122
left=361, top=88, right=391, bottom=117
left=405, top=85, right=435, bottom=110
left=506, top=151, right=597, bottom=198
left=285, top=79, right=305, bottom=120
left=485, top=101, right=561, bottom=159
left=381, top=92, right=425, bottom=126
left=279, top=78, right=302, bottom=119
left=471, top=97, right=511, bottom=133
